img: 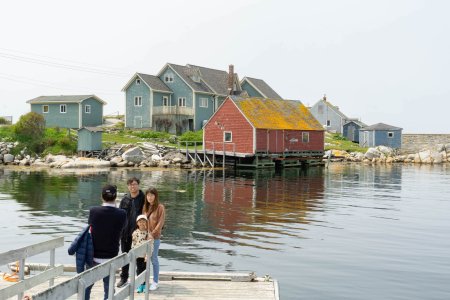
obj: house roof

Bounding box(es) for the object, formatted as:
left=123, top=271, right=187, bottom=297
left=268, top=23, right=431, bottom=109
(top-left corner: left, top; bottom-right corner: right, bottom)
left=322, top=100, right=348, bottom=119
left=167, top=63, right=228, bottom=95
left=121, top=73, right=172, bottom=92
left=241, top=77, right=282, bottom=99
left=361, top=123, right=403, bottom=131
left=26, top=95, right=106, bottom=104
left=137, top=73, right=172, bottom=92
left=344, top=119, right=367, bottom=127
left=232, top=97, right=324, bottom=130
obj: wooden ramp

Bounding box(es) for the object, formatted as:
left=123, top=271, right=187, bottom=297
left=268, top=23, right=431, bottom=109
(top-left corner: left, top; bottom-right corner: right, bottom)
left=1, top=272, right=279, bottom=300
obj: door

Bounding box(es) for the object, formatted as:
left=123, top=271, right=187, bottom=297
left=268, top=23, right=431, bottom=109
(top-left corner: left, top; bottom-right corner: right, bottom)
left=188, top=119, right=194, bottom=131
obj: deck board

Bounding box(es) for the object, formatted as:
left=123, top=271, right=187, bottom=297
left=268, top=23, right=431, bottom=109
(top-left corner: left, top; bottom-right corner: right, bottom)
left=1, top=273, right=277, bottom=300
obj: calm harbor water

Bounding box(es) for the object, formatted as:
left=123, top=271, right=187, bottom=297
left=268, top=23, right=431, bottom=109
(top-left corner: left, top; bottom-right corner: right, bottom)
left=0, top=164, right=449, bottom=300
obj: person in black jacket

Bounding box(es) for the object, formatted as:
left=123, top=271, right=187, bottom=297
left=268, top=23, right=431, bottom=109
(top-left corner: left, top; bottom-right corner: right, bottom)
left=116, top=177, right=145, bottom=288
left=86, top=184, right=126, bottom=300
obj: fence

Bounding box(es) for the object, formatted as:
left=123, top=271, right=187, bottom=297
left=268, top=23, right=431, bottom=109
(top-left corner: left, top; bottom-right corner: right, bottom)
left=0, top=237, right=64, bottom=300
left=32, top=240, right=152, bottom=300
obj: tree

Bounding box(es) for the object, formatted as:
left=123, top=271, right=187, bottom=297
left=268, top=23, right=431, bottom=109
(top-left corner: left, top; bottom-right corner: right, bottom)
left=14, top=112, right=46, bottom=141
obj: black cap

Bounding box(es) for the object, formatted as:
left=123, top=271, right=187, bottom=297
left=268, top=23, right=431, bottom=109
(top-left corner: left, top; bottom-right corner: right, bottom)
left=102, top=184, right=117, bottom=198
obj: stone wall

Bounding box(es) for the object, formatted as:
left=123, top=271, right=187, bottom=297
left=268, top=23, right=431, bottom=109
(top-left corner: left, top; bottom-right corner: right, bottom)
left=401, top=134, right=450, bottom=154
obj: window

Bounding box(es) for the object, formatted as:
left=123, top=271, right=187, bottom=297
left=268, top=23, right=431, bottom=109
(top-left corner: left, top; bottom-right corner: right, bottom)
left=224, top=131, right=232, bottom=142
left=43, top=105, right=49, bottom=113
left=60, top=104, right=66, bottom=113
left=387, top=132, right=394, bottom=138
left=136, top=78, right=141, bottom=85
left=200, top=97, right=208, bottom=108
left=85, top=105, right=91, bottom=114
left=164, top=74, right=174, bottom=83
left=163, top=96, right=169, bottom=106
left=326, top=120, right=331, bottom=126
left=302, top=132, right=310, bottom=143
left=178, top=97, right=186, bottom=107
left=134, top=96, right=142, bottom=106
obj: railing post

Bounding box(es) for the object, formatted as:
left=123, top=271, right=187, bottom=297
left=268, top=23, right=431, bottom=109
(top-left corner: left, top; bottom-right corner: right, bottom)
left=144, top=242, right=151, bottom=300
left=108, top=262, right=116, bottom=300
left=78, top=278, right=87, bottom=300
left=17, top=257, right=25, bottom=300
left=129, top=252, right=136, bottom=300
left=49, top=248, right=55, bottom=287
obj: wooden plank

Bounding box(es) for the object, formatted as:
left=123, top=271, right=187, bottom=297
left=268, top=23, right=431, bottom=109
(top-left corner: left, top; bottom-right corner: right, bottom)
left=0, top=237, right=64, bottom=264
left=160, top=271, right=256, bottom=282
left=0, top=265, right=64, bottom=299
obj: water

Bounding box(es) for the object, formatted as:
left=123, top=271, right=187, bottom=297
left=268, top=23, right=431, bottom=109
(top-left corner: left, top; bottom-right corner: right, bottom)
left=0, top=164, right=449, bottom=300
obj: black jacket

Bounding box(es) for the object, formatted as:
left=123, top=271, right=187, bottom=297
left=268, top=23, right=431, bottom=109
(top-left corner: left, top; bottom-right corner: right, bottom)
left=119, top=190, right=145, bottom=242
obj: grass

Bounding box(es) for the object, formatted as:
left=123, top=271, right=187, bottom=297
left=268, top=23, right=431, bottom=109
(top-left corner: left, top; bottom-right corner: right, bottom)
left=325, top=132, right=368, bottom=152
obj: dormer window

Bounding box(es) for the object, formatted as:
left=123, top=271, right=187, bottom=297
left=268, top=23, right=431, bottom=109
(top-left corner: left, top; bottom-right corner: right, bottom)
left=192, top=75, right=201, bottom=83
left=136, top=78, right=141, bottom=85
left=164, top=74, right=174, bottom=83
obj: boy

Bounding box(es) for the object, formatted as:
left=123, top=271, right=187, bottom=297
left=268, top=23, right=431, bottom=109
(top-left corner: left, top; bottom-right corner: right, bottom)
left=86, top=184, right=126, bottom=300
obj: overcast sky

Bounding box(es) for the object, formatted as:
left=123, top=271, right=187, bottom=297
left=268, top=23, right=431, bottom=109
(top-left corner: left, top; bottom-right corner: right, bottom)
left=1, top=0, right=448, bottom=133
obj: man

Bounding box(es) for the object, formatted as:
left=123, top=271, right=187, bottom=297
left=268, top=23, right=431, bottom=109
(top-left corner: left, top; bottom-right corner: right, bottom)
left=117, top=177, right=145, bottom=288
left=86, top=184, right=126, bottom=300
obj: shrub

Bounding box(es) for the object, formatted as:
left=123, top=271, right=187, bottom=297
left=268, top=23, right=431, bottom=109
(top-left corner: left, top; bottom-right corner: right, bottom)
left=179, top=130, right=203, bottom=146
left=0, top=117, right=8, bottom=125
left=14, top=112, right=45, bottom=143
left=132, top=130, right=171, bottom=140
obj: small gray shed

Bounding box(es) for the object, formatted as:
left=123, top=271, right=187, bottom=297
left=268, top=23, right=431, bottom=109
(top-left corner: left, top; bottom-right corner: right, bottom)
left=77, top=127, right=103, bottom=152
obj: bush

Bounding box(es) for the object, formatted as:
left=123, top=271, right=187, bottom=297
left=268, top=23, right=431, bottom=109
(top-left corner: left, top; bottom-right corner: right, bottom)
left=132, top=130, right=171, bottom=140
left=0, top=125, right=14, bottom=141
left=14, top=112, right=45, bottom=143
left=179, top=130, right=203, bottom=146
left=0, top=117, right=8, bottom=125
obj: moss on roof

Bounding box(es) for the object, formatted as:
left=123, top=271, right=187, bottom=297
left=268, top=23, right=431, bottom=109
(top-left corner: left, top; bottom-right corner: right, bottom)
left=233, top=97, right=324, bottom=130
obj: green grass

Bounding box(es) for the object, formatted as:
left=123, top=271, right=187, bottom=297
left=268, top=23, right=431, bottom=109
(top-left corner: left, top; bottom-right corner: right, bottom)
left=325, top=132, right=368, bottom=152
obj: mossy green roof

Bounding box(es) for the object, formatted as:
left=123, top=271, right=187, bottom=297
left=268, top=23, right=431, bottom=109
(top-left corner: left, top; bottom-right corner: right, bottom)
left=232, top=97, right=324, bottom=130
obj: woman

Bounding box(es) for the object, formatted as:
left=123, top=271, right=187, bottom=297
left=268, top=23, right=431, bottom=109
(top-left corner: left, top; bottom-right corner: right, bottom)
left=143, top=187, right=165, bottom=291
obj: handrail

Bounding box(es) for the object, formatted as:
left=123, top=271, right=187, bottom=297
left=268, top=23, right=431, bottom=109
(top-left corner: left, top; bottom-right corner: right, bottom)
left=0, top=237, right=64, bottom=300
left=32, top=240, right=153, bottom=300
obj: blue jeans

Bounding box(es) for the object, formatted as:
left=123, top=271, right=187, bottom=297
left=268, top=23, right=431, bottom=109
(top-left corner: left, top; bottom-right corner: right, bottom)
left=152, top=239, right=161, bottom=283
left=85, top=261, right=111, bottom=300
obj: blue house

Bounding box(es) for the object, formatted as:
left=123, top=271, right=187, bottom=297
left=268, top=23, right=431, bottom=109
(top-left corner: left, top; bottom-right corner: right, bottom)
left=309, top=95, right=349, bottom=134
left=343, top=119, right=366, bottom=143
left=27, top=95, right=106, bottom=129
left=359, top=123, right=403, bottom=148
left=122, top=64, right=281, bottom=133
left=240, top=77, right=282, bottom=99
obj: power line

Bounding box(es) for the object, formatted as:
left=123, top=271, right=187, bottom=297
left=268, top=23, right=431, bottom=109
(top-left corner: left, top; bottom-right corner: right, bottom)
left=0, top=50, right=130, bottom=77
left=0, top=73, right=120, bottom=95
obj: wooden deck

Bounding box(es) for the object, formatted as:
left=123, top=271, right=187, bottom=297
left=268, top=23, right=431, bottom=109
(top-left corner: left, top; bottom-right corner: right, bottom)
left=1, top=272, right=279, bottom=300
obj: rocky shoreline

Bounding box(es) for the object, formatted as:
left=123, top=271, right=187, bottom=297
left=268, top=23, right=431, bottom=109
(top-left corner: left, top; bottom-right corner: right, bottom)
left=1, top=141, right=449, bottom=169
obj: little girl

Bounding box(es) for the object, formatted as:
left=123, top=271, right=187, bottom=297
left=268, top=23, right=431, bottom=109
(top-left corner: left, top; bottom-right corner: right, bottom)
left=131, top=214, right=151, bottom=293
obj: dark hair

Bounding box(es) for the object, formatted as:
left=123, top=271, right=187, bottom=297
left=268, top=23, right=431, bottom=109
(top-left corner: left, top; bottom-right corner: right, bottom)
left=143, top=187, right=159, bottom=215
left=127, top=177, right=140, bottom=185
left=102, top=184, right=117, bottom=202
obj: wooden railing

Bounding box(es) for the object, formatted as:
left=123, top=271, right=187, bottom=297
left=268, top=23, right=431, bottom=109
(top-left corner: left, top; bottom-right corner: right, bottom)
left=32, top=240, right=152, bottom=300
left=153, top=105, right=194, bottom=116
left=0, top=237, right=64, bottom=300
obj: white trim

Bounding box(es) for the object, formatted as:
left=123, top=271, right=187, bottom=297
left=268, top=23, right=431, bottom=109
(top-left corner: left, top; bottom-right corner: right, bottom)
left=178, top=97, right=186, bottom=107
left=241, top=77, right=267, bottom=98
left=134, top=96, right=142, bottom=107
left=150, top=91, right=153, bottom=128
left=199, top=97, right=208, bottom=108
left=387, top=131, right=394, bottom=138
left=224, top=131, right=232, bottom=142
left=60, top=104, right=67, bottom=113
left=124, top=92, right=127, bottom=128
left=78, top=103, right=82, bottom=128
left=42, top=105, right=49, bottom=113
left=85, top=105, right=91, bottom=114
left=162, top=96, right=169, bottom=106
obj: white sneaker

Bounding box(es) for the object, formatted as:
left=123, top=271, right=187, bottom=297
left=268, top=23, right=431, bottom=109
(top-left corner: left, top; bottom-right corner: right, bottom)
left=149, top=282, right=158, bottom=291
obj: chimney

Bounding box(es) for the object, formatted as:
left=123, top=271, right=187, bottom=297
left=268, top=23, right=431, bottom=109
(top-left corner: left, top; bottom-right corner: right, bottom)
left=228, top=64, right=234, bottom=94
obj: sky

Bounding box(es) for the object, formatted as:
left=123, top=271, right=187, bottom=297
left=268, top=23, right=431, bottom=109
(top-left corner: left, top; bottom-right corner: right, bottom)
left=0, top=0, right=448, bottom=133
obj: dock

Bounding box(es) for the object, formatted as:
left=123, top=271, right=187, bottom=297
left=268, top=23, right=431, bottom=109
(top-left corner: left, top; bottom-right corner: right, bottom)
left=1, top=271, right=278, bottom=300
left=0, top=237, right=279, bottom=300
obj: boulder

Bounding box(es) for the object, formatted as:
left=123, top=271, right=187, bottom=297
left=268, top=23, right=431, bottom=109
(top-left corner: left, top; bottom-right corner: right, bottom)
left=122, top=147, right=145, bottom=164
left=151, top=154, right=162, bottom=161
left=61, top=158, right=111, bottom=169
left=3, top=154, right=14, bottom=163
left=365, top=148, right=382, bottom=159
left=386, top=157, right=394, bottom=163
left=376, top=146, right=394, bottom=156
left=418, top=150, right=432, bottom=164
left=431, top=151, right=443, bottom=164
left=332, top=150, right=348, bottom=157
left=109, top=156, right=123, bottom=167
left=19, top=158, right=30, bottom=166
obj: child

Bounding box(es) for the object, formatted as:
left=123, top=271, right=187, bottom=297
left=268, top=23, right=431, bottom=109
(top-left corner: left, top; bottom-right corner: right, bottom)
left=131, top=214, right=152, bottom=293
